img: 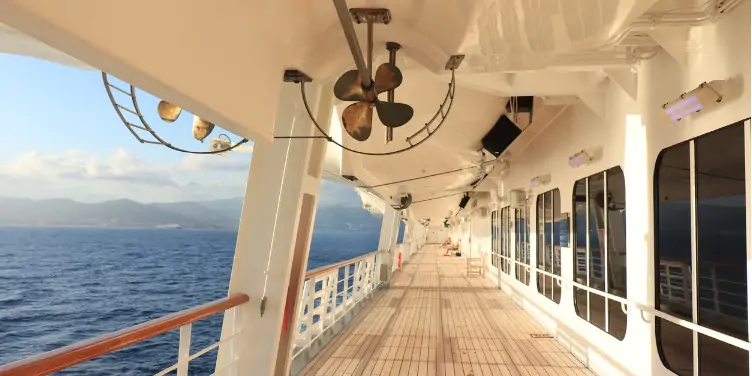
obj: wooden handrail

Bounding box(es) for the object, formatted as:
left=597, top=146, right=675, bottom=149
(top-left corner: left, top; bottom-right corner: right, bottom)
left=305, top=250, right=382, bottom=279
left=0, top=293, right=249, bottom=376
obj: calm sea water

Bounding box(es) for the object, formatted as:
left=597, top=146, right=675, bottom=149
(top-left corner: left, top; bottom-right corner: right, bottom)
left=0, top=227, right=380, bottom=375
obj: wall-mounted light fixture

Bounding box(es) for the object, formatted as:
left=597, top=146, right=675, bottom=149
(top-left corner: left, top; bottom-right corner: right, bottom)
left=660, top=80, right=724, bottom=123
left=568, top=146, right=603, bottom=168
left=530, top=174, right=551, bottom=188
left=568, top=150, right=592, bottom=168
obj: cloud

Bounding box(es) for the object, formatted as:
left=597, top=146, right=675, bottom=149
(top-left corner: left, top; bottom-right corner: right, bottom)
left=0, top=147, right=364, bottom=208
left=0, top=148, right=251, bottom=202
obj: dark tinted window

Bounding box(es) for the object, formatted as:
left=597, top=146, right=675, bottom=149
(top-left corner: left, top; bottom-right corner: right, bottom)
left=572, top=167, right=627, bottom=339
left=537, top=189, right=562, bottom=303
left=655, top=122, right=749, bottom=375
left=515, top=206, right=531, bottom=285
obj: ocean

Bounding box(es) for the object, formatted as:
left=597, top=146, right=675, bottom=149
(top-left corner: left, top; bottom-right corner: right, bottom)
left=0, top=227, right=382, bottom=375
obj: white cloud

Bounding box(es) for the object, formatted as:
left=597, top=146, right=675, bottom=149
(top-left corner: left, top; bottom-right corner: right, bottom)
left=0, top=147, right=365, bottom=208
left=0, top=148, right=251, bottom=202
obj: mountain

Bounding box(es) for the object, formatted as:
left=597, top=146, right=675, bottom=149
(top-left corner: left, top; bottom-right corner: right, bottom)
left=0, top=196, right=380, bottom=230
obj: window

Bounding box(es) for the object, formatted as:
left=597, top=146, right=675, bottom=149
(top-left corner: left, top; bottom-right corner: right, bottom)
left=491, top=210, right=499, bottom=267
left=573, top=167, right=628, bottom=340
left=500, top=207, right=512, bottom=274
left=515, top=206, right=531, bottom=285
left=536, top=189, right=562, bottom=303
left=655, top=121, right=749, bottom=376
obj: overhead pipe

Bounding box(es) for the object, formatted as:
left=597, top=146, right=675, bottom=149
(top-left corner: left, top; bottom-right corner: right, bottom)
left=605, top=0, right=744, bottom=48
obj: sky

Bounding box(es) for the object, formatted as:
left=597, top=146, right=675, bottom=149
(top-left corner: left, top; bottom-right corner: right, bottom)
left=0, top=52, right=360, bottom=206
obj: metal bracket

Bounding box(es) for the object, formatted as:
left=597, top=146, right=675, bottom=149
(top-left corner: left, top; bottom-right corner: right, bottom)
left=259, top=296, right=268, bottom=317
left=350, top=8, right=391, bottom=24
left=283, top=69, right=313, bottom=83
left=445, top=55, right=465, bottom=71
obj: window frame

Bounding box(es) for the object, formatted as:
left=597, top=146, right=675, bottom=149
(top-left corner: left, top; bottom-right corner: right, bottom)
left=536, top=188, right=562, bottom=303
left=653, top=120, right=752, bottom=375
left=572, top=166, right=628, bottom=340
left=515, top=206, right=531, bottom=285
left=491, top=209, right=499, bottom=268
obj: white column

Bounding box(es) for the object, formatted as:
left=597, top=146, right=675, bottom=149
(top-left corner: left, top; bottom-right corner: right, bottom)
left=214, top=81, right=330, bottom=376
left=377, top=207, right=400, bottom=281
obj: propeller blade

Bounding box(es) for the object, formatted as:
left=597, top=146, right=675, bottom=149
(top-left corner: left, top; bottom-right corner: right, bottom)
left=192, top=115, right=215, bottom=143
left=374, top=101, right=413, bottom=128
left=374, top=63, right=403, bottom=94
left=157, top=100, right=182, bottom=122
left=333, top=70, right=368, bottom=101
left=341, top=102, right=373, bottom=141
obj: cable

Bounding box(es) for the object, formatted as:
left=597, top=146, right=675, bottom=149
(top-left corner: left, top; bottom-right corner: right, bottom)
left=411, top=192, right=465, bottom=204
left=363, top=165, right=483, bottom=189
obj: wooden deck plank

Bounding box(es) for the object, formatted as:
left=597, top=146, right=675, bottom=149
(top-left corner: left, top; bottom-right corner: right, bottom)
left=297, top=246, right=594, bottom=376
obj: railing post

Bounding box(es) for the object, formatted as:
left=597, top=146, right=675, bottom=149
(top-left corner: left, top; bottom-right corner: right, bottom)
left=176, top=324, right=192, bottom=376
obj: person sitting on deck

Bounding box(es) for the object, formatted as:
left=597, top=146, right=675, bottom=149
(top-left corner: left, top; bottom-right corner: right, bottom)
left=444, top=238, right=460, bottom=256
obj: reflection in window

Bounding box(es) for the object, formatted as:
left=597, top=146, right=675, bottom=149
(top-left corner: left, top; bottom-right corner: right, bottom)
left=491, top=210, right=499, bottom=268
left=500, top=207, right=512, bottom=274
left=515, top=206, right=531, bottom=285
left=536, top=189, right=562, bottom=303
left=572, top=167, right=627, bottom=340
left=655, top=121, right=749, bottom=376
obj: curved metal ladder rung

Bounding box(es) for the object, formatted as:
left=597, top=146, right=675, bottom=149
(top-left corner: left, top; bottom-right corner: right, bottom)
left=101, top=72, right=249, bottom=155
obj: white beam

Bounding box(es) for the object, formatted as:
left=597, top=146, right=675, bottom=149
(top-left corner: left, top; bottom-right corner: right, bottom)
left=377, top=207, right=400, bottom=282
left=604, top=67, right=638, bottom=100
left=577, top=89, right=607, bottom=119
left=648, top=27, right=689, bottom=67
left=215, top=81, right=326, bottom=376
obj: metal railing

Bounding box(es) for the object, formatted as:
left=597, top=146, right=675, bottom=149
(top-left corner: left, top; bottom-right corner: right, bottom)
left=291, top=251, right=383, bottom=359
left=488, top=250, right=752, bottom=352
left=0, top=294, right=249, bottom=376
left=657, top=257, right=747, bottom=318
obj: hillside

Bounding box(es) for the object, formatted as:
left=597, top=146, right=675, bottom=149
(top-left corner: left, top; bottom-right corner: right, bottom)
left=0, top=196, right=381, bottom=230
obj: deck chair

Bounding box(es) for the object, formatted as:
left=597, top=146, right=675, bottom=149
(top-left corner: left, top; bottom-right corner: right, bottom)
left=444, top=240, right=459, bottom=256
left=467, top=257, right=484, bottom=277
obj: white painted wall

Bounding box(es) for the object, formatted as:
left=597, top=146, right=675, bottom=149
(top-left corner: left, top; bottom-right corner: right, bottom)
left=427, top=228, right=448, bottom=244
left=471, top=4, right=750, bottom=376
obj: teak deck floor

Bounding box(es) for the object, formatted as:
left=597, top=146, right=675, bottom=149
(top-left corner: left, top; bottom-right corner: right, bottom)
left=298, top=246, right=594, bottom=376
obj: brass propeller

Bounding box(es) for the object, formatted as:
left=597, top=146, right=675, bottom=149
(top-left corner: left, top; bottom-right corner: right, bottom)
left=157, top=100, right=215, bottom=142
left=334, top=63, right=412, bottom=142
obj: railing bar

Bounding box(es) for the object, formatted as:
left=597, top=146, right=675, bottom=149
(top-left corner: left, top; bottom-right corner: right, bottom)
left=565, top=278, right=751, bottom=350
left=305, top=250, right=382, bottom=278
left=292, top=280, right=383, bottom=360
left=154, top=331, right=243, bottom=376
left=0, top=294, right=249, bottom=376
left=210, top=357, right=240, bottom=376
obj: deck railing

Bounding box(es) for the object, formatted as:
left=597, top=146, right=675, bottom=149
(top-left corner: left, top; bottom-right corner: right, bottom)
left=658, top=258, right=748, bottom=318
left=292, top=250, right=383, bottom=359
left=0, top=293, right=249, bottom=376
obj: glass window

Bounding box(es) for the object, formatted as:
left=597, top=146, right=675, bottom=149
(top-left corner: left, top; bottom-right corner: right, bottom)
left=572, top=167, right=627, bottom=340
left=536, top=189, right=562, bottom=303
left=655, top=121, right=749, bottom=376
left=501, top=207, right=512, bottom=274
left=491, top=210, right=499, bottom=267
left=515, top=206, right=531, bottom=285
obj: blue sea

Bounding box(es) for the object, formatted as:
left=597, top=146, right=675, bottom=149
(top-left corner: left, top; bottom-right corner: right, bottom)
left=0, top=227, right=382, bottom=375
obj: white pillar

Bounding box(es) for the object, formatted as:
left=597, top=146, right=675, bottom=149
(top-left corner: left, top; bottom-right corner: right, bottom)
left=215, top=80, right=330, bottom=376
left=377, top=207, right=400, bottom=281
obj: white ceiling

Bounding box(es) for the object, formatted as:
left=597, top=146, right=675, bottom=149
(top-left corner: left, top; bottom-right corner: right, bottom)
left=0, top=0, right=726, bottom=224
